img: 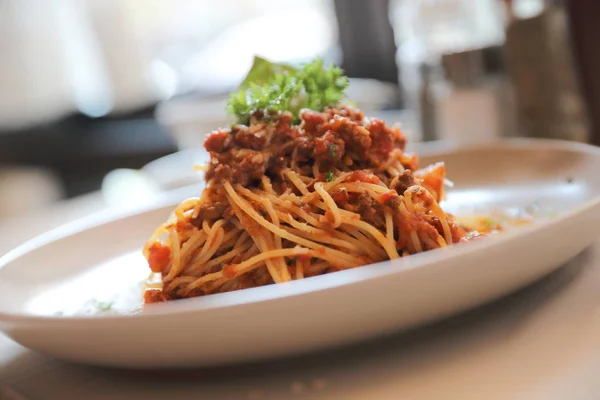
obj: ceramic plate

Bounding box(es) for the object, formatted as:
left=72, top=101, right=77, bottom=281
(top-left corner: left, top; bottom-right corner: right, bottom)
left=1, top=139, right=599, bottom=368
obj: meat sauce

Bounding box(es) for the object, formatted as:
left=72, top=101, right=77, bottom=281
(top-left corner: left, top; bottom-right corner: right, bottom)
left=147, top=242, right=171, bottom=274
left=204, top=107, right=409, bottom=187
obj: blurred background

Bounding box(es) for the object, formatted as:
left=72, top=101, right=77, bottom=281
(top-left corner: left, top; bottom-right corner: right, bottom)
left=0, top=0, right=598, bottom=225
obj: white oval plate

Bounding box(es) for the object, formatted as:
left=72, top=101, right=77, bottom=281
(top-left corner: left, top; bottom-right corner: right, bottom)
left=1, top=139, right=600, bottom=368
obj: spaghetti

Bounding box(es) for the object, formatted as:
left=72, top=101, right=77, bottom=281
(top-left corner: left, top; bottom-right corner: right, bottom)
left=142, top=106, right=480, bottom=303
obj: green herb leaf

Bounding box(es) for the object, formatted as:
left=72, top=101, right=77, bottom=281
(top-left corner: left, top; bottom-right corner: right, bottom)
left=328, top=143, right=338, bottom=158
left=325, top=171, right=335, bottom=182
left=227, top=57, right=349, bottom=125
left=300, top=58, right=348, bottom=113
left=92, top=299, right=114, bottom=312
left=239, top=56, right=298, bottom=90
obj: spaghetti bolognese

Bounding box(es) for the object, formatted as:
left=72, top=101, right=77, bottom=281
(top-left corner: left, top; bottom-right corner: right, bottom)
left=142, top=58, right=482, bottom=303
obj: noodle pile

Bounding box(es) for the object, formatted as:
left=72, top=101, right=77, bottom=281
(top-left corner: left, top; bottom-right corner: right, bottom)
left=142, top=107, right=472, bottom=303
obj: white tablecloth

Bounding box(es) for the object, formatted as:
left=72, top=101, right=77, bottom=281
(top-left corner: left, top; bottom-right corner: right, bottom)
left=2, top=195, right=600, bottom=399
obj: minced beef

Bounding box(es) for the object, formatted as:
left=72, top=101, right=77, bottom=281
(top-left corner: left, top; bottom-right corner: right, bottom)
left=392, top=170, right=416, bottom=195
left=203, top=106, right=411, bottom=187
left=190, top=202, right=230, bottom=226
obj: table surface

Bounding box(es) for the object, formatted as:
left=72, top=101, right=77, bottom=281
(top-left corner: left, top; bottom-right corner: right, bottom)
left=2, top=194, right=600, bottom=400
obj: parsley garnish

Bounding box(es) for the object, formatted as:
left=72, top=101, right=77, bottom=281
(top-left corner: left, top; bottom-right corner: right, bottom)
left=227, top=56, right=349, bottom=125
left=328, top=143, right=338, bottom=158
left=91, top=299, right=114, bottom=312
left=325, top=171, right=335, bottom=182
